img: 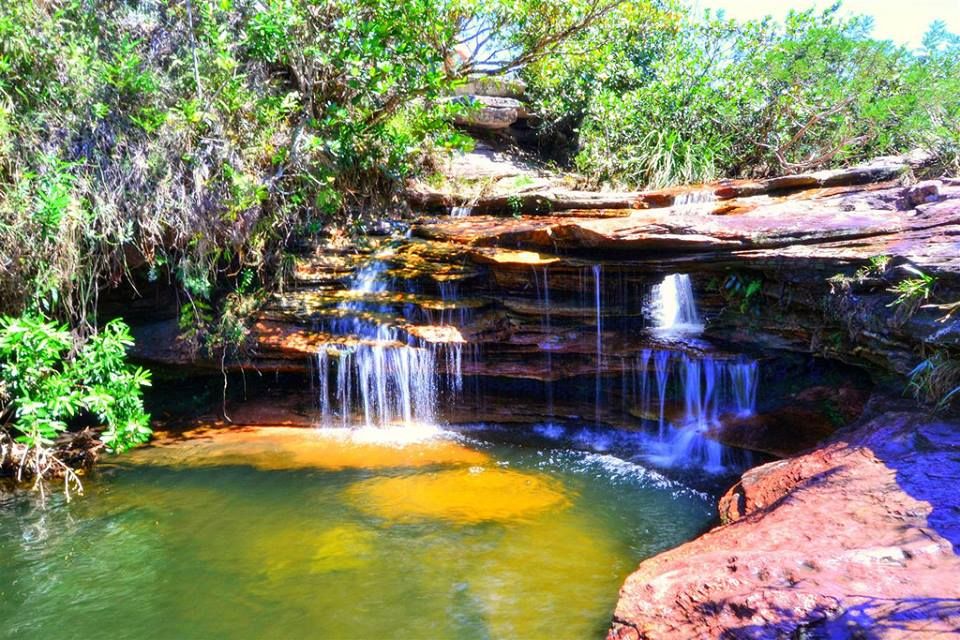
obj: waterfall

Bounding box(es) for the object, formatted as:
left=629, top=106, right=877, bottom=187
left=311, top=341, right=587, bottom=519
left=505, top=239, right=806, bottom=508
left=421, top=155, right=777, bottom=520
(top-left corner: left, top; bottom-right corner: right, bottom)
left=627, top=350, right=759, bottom=472
left=593, top=265, right=603, bottom=422
left=318, top=328, right=438, bottom=428
left=315, top=256, right=460, bottom=428
left=534, top=267, right=555, bottom=416
left=450, top=205, right=473, bottom=218
left=673, top=189, right=717, bottom=212
left=649, top=274, right=702, bottom=334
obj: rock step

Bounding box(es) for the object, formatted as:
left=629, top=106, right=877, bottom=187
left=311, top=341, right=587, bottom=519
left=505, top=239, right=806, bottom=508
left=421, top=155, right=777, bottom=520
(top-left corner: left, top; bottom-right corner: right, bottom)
left=408, top=152, right=926, bottom=216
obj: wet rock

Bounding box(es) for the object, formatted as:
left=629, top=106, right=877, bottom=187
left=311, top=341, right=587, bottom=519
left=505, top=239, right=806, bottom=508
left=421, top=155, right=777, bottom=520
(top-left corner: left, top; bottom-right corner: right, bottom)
left=714, top=385, right=870, bottom=457
left=609, top=411, right=960, bottom=639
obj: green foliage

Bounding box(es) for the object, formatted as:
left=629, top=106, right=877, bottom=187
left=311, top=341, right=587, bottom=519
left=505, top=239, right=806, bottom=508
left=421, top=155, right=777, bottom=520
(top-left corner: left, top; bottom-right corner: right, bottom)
left=723, top=274, right=764, bottom=315
left=829, top=255, right=894, bottom=292
left=0, top=315, right=152, bottom=456
left=858, top=255, right=892, bottom=280
left=887, top=265, right=936, bottom=318
left=908, top=351, right=960, bottom=411
left=529, top=5, right=960, bottom=187
left=0, top=0, right=624, bottom=338
left=521, top=2, right=679, bottom=129
left=507, top=195, right=523, bottom=217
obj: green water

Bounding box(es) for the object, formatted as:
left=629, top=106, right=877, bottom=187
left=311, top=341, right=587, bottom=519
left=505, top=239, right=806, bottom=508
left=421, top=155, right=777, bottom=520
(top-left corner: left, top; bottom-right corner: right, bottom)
left=0, top=428, right=714, bottom=640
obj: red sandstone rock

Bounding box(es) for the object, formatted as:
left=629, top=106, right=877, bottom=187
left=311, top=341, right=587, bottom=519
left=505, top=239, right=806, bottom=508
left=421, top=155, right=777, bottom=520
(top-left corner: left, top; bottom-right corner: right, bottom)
left=608, top=411, right=960, bottom=639
left=414, top=181, right=960, bottom=269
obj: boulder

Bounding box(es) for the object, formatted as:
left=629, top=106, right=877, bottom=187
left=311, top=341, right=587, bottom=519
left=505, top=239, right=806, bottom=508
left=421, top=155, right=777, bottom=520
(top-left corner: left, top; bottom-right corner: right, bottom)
left=449, top=95, right=525, bottom=130
left=609, top=410, right=960, bottom=639
left=714, top=385, right=870, bottom=457
left=452, top=77, right=528, bottom=99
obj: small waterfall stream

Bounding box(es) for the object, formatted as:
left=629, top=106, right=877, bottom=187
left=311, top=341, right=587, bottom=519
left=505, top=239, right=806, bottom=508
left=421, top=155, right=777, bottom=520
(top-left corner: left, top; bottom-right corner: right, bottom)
left=593, top=265, right=603, bottom=423
left=637, top=273, right=758, bottom=471
left=317, top=333, right=438, bottom=427
left=649, top=274, right=702, bottom=333
left=315, top=256, right=460, bottom=428
left=627, top=350, right=758, bottom=472
left=672, top=189, right=717, bottom=211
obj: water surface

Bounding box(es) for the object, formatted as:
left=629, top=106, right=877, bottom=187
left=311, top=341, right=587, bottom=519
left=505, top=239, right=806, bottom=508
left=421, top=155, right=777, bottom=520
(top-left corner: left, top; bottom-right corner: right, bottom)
left=0, top=426, right=715, bottom=639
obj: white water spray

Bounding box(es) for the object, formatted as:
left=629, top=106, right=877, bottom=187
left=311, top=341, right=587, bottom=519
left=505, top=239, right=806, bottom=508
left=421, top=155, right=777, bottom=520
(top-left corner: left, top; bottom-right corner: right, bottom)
left=650, top=274, right=703, bottom=334
left=315, top=257, right=461, bottom=428
left=628, top=350, right=759, bottom=472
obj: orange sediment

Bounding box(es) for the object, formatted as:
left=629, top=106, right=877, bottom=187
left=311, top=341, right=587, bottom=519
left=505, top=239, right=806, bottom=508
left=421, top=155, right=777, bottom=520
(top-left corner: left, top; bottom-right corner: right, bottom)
left=346, top=467, right=570, bottom=524
left=128, top=426, right=489, bottom=471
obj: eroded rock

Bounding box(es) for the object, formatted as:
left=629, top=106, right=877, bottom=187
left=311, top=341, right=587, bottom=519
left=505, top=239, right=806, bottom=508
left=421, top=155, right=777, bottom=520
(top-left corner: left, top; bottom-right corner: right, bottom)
left=609, top=410, right=960, bottom=639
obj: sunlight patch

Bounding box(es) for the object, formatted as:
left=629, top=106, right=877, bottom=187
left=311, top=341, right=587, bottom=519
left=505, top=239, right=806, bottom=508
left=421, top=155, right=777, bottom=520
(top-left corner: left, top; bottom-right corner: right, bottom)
left=129, top=426, right=488, bottom=471
left=346, top=467, right=570, bottom=524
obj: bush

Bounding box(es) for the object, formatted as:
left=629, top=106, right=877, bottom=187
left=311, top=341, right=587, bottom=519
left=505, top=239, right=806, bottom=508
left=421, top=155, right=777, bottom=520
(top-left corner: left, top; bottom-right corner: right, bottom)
left=525, top=6, right=960, bottom=188
left=0, top=315, right=152, bottom=464
left=0, top=0, right=630, bottom=340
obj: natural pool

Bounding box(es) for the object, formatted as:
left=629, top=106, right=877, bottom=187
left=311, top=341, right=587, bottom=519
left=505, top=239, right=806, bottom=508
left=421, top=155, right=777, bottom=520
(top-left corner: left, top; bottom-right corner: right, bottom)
left=0, top=425, right=717, bottom=640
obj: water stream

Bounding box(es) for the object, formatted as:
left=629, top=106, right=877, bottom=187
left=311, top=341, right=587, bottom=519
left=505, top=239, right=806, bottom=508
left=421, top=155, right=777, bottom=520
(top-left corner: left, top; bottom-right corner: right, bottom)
left=315, top=257, right=460, bottom=427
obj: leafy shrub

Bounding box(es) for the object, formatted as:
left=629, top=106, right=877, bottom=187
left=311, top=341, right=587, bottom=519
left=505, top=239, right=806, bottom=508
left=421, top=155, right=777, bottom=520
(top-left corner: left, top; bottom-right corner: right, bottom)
left=0, top=0, right=627, bottom=341
left=526, top=6, right=960, bottom=188
left=0, top=315, right=152, bottom=458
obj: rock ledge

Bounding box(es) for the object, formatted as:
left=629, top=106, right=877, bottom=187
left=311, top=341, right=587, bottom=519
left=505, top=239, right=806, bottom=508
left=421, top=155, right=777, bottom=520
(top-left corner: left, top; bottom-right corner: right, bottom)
left=608, top=409, right=960, bottom=639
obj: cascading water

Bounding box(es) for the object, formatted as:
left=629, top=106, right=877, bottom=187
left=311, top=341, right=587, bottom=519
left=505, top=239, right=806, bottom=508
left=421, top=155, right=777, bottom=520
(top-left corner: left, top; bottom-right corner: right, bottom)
left=593, top=265, right=603, bottom=423
left=649, top=274, right=702, bottom=334
left=533, top=267, right=555, bottom=416
left=317, top=331, right=438, bottom=428
left=622, top=350, right=758, bottom=472
left=312, top=248, right=755, bottom=472
left=672, top=189, right=717, bottom=212
left=315, top=256, right=460, bottom=428
left=634, top=273, right=758, bottom=471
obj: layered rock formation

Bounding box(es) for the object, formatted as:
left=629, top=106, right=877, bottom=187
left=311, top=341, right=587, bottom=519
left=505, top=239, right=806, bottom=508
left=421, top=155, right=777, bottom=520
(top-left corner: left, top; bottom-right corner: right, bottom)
left=411, top=159, right=960, bottom=377
left=131, top=153, right=959, bottom=446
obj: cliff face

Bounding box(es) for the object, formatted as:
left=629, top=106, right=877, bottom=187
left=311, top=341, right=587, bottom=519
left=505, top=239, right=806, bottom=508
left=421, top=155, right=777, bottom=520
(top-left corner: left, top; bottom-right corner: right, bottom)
left=131, top=154, right=959, bottom=445
left=608, top=407, right=960, bottom=639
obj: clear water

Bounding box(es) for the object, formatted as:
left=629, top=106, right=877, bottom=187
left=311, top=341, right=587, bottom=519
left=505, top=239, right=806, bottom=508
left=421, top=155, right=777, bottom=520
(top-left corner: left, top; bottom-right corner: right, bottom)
left=0, top=426, right=715, bottom=640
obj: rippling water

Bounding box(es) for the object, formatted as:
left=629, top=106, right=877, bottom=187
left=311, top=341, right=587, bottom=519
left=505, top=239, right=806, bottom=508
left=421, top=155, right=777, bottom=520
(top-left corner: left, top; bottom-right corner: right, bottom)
left=0, top=426, right=716, bottom=639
